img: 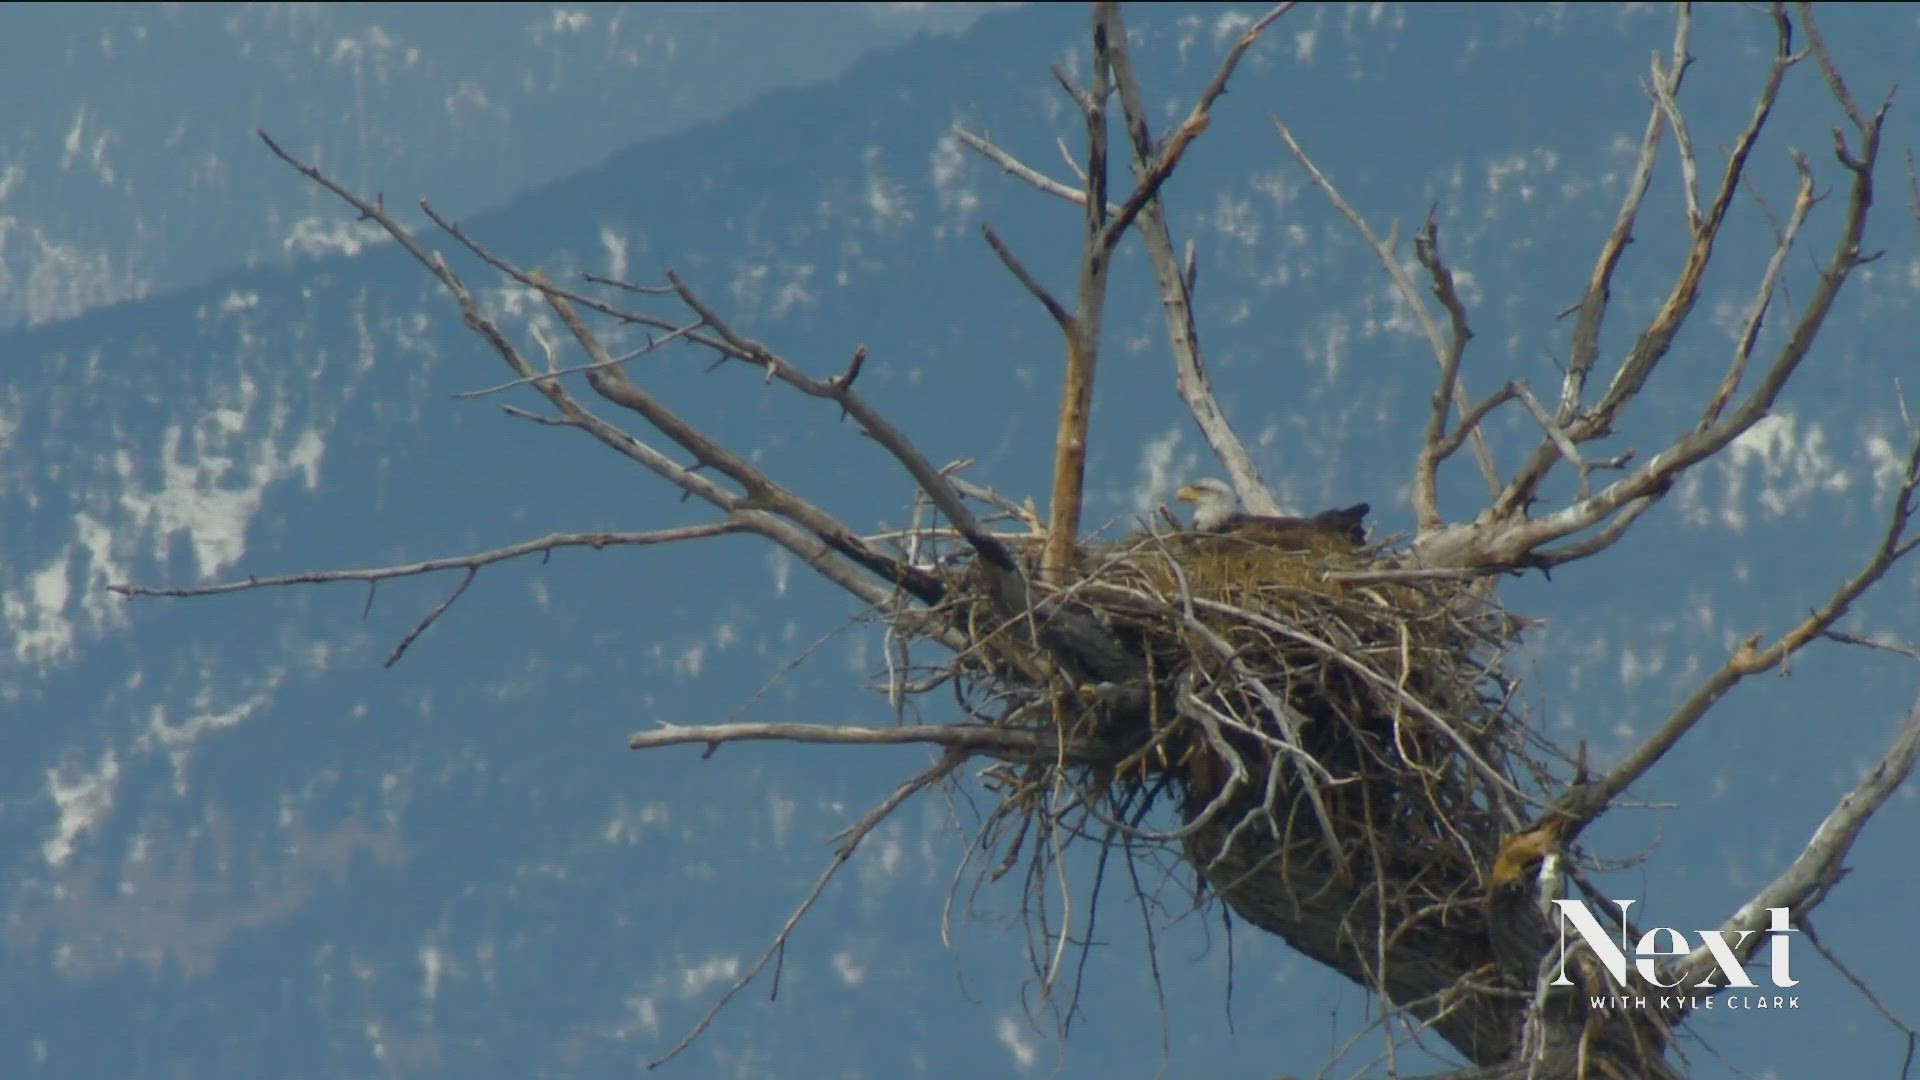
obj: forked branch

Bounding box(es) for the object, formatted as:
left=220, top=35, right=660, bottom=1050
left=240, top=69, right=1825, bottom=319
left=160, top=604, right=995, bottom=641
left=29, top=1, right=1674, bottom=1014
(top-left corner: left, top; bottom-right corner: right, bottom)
left=959, top=3, right=1295, bottom=577
left=648, top=750, right=967, bottom=1068
left=1489, top=4, right=1801, bottom=525
left=1554, top=415, right=1920, bottom=842
left=1271, top=116, right=1501, bottom=507
left=109, top=525, right=743, bottom=601
left=1409, top=4, right=1888, bottom=572
left=203, top=134, right=973, bottom=653
left=1411, top=211, right=1481, bottom=531
left=1665, top=687, right=1920, bottom=1006
left=1102, top=2, right=1293, bottom=516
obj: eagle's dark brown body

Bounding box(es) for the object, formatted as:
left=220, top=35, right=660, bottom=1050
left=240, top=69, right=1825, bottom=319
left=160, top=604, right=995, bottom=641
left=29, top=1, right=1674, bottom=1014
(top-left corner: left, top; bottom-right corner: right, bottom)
left=1222, top=502, right=1370, bottom=545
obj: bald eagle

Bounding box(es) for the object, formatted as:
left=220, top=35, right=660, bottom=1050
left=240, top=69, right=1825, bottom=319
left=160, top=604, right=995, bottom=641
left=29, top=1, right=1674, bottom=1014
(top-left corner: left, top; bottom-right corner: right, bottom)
left=1174, top=477, right=1369, bottom=545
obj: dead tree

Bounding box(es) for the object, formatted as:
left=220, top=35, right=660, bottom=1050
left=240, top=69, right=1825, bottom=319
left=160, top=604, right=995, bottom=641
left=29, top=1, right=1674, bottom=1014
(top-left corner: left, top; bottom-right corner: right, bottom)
left=114, top=4, right=1920, bottom=1076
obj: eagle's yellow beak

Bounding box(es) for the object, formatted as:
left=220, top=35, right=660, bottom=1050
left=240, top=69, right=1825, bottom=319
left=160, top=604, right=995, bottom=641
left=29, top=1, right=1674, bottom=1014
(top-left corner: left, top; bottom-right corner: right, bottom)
left=1174, top=485, right=1199, bottom=504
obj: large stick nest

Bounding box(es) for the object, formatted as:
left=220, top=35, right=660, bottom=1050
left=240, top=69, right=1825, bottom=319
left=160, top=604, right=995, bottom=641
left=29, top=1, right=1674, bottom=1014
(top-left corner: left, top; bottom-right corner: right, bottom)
left=894, top=517, right=1561, bottom=1055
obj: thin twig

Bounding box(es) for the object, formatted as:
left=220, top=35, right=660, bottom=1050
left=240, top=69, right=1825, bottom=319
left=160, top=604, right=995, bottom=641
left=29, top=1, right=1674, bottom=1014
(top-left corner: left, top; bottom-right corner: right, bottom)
left=579, top=270, right=674, bottom=295
left=1665, top=689, right=1920, bottom=1003
left=1557, top=416, right=1920, bottom=840
left=1272, top=115, right=1502, bottom=502
left=1702, top=152, right=1817, bottom=427
left=951, top=127, right=1119, bottom=213
left=110, top=525, right=744, bottom=599
left=1800, top=918, right=1920, bottom=1061
left=1412, top=211, right=1478, bottom=530
left=1510, top=381, right=1594, bottom=500
left=982, top=224, right=1073, bottom=330
left=451, top=321, right=703, bottom=399
left=385, top=566, right=475, bottom=667
left=649, top=751, right=966, bottom=1068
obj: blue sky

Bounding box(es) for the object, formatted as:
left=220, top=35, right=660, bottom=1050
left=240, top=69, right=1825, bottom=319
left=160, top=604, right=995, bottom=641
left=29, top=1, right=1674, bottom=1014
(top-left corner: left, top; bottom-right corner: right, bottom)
left=4, top=4, right=1919, bottom=1078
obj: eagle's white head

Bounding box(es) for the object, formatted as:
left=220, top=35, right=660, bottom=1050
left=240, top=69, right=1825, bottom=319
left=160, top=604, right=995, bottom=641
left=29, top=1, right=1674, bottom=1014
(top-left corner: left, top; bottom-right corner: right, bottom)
left=1174, top=477, right=1239, bottom=531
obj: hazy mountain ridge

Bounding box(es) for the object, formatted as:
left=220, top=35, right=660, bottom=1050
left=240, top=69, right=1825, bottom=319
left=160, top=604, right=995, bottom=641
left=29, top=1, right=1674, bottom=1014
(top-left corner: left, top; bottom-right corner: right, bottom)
left=0, top=3, right=996, bottom=328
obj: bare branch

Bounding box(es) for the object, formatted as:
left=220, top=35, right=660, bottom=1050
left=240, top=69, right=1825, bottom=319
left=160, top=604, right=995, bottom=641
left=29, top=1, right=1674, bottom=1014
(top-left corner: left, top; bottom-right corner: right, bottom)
left=258, top=136, right=736, bottom=526
left=1494, top=6, right=1799, bottom=523
left=650, top=751, right=966, bottom=1068
left=385, top=566, right=475, bottom=667
left=110, top=524, right=746, bottom=599
left=1413, top=17, right=1887, bottom=573
left=1665, top=688, right=1920, bottom=1000
left=1554, top=415, right=1920, bottom=840
left=1511, top=381, right=1599, bottom=501
left=1649, top=43, right=1703, bottom=232
left=965, top=5, right=1295, bottom=570
left=533, top=270, right=951, bottom=603
left=982, top=223, right=1074, bottom=330
left=742, top=511, right=969, bottom=654
left=659, top=271, right=1020, bottom=578
left=1701, top=151, right=1816, bottom=427
left=578, top=270, right=674, bottom=296
left=257, top=132, right=968, bottom=646
left=1102, top=2, right=1293, bottom=516
left=951, top=127, right=1118, bottom=213
left=1272, top=116, right=1502, bottom=504
left=1040, top=5, right=1118, bottom=580
left=1557, top=9, right=1685, bottom=423
left=429, top=202, right=746, bottom=356
left=1590, top=8, right=1792, bottom=424
left=421, top=196, right=975, bottom=597
left=1056, top=134, right=1088, bottom=185
left=499, top=403, right=569, bottom=426
left=1525, top=493, right=1658, bottom=569
left=1799, top=918, right=1920, bottom=1052
left=948, top=474, right=1046, bottom=532
left=1412, top=212, right=1478, bottom=530
left=627, top=718, right=1103, bottom=763
left=112, top=525, right=761, bottom=669
left=1799, top=1, right=1869, bottom=133
left=1189, top=4, right=1293, bottom=114
left=1825, top=630, right=1920, bottom=664
left=450, top=320, right=702, bottom=400
left=1099, top=2, right=1292, bottom=241
left=1429, top=382, right=1521, bottom=465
